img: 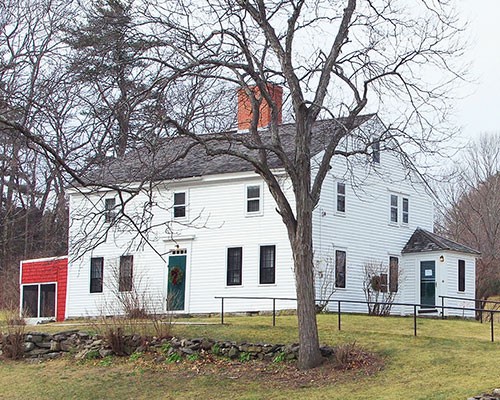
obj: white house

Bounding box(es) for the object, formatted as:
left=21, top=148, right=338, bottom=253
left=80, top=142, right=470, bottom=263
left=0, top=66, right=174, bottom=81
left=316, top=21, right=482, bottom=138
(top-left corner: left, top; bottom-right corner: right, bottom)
left=62, top=87, right=478, bottom=320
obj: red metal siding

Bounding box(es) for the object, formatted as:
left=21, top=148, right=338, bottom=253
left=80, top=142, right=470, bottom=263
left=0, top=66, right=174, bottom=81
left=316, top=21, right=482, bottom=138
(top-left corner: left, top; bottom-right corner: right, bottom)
left=21, top=257, right=68, bottom=322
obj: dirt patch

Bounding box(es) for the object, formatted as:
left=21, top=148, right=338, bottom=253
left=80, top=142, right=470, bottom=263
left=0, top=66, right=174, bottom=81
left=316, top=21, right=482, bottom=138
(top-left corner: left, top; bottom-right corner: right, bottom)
left=137, top=347, right=384, bottom=389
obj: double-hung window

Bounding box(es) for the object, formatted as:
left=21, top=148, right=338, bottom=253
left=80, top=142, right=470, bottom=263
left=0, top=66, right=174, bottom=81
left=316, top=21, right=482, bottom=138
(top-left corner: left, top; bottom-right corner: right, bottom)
left=90, top=257, right=104, bottom=293
left=390, top=195, right=398, bottom=223
left=372, top=140, right=380, bottom=164
left=173, top=192, right=186, bottom=218
left=402, top=198, right=409, bottom=224
left=105, top=198, right=117, bottom=223
left=227, top=247, right=242, bottom=286
left=246, top=185, right=261, bottom=214
left=259, top=245, right=275, bottom=284
left=337, top=182, right=346, bottom=213
left=119, top=255, right=133, bottom=292
left=335, top=250, right=346, bottom=288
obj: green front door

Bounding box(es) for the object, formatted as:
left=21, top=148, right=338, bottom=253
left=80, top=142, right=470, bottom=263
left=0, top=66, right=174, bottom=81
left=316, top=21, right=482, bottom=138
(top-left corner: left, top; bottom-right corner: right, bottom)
left=167, top=255, right=186, bottom=311
left=420, top=261, right=436, bottom=308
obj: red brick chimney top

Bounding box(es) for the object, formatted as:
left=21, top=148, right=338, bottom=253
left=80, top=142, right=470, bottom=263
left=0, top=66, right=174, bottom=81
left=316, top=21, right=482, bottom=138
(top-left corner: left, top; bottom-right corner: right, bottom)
left=237, top=84, right=283, bottom=130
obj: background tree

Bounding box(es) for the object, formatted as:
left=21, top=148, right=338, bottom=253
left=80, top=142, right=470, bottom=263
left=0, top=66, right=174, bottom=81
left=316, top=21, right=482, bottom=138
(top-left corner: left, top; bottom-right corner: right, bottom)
left=440, top=134, right=500, bottom=305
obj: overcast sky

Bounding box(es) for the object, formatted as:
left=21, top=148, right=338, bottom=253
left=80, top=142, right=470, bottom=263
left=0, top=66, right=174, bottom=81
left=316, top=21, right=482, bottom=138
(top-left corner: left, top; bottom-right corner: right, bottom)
left=455, top=1, right=500, bottom=142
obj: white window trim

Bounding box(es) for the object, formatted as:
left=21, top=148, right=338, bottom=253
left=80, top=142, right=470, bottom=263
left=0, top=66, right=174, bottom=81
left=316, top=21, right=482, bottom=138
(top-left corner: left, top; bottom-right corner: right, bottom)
left=334, top=248, right=348, bottom=289
left=90, top=256, right=104, bottom=295
left=104, top=197, right=117, bottom=223
left=245, top=183, right=264, bottom=217
left=388, top=193, right=410, bottom=227
left=20, top=282, right=58, bottom=320
left=258, top=244, right=277, bottom=285
left=173, top=190, right=188, bottom=220
left=225, top=246, right=244, bottom=288
left=336, top=181, right=346, bottom=215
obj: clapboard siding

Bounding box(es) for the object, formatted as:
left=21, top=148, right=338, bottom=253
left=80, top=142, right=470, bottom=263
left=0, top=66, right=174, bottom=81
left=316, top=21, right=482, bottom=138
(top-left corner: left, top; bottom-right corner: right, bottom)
left=67, top=174, right=296, bottom=317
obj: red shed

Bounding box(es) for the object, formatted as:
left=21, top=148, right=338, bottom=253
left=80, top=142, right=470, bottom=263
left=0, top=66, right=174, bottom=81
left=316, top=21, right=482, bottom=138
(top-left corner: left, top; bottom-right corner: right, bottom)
left=20, top=256, right=68, bottom=322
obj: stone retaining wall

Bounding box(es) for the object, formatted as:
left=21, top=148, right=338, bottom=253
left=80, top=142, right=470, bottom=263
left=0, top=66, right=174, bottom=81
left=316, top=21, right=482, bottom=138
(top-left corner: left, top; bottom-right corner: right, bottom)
left=0, top=330, right=334, bottom=362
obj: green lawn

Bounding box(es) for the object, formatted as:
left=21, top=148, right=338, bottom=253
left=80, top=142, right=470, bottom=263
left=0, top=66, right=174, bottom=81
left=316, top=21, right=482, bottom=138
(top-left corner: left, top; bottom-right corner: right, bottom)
left=1, top=313, right=499, bottom=399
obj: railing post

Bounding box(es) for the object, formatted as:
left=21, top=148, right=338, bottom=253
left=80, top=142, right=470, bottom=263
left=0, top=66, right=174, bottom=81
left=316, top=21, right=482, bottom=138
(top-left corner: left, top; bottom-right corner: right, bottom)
left=441, top=296, right=445, bottom=320
left=273, top=298, right=276, bottom=327
left=413, top=305, right=417, bottom=337
left=221, top=297, right=224, bottom=325
left=491, top=311, right=494, bottom=342
left=338, top=301, right=341, bottom=331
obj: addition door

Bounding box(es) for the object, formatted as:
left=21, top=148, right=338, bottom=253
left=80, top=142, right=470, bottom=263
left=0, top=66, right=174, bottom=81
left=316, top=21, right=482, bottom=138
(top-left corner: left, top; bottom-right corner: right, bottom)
left=167, top=254, right=187, bottom=311
left=420, top=261, right=436, bottom=308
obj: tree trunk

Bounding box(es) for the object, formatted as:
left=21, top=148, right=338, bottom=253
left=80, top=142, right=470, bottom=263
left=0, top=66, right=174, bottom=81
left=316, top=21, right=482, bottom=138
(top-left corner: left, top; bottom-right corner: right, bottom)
left=291, top=197, right=323, bottom=370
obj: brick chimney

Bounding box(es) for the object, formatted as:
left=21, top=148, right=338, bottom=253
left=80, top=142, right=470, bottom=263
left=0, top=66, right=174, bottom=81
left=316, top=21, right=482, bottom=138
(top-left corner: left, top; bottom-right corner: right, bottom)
left=237, top=83, right=283, bottom=130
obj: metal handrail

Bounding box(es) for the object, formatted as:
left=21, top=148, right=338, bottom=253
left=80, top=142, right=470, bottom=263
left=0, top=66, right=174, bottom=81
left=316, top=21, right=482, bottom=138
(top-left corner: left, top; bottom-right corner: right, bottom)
left=214, top=295, right=500, bottom=342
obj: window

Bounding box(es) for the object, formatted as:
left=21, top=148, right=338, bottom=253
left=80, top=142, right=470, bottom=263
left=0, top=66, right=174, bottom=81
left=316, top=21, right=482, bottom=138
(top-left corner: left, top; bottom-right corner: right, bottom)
left=259, top=245, right=275, bottom=284
left=389, top=256, right=399, bottom=292
left=227, top=247, right=242, bottom=286
left=390, top=195, right=398, bottom=223
left=337, top=182, right=346, bottom=213
left=90, top=257, right=104, bottom=293
left=246, top=185, right=261, bottom=214
left=105, top=198, right=116, bottom=223
left=173, top=192, right=186, bottom=218
left=402, top=198, right=409, bottom=224
left=335, top=250, right=346, bottom=288
left=21, top=284, right=56, bottom=318
left=372, top=140, right=380, bottom=164
left=119, top=255, right=133, bottom=292
left=458, top=259, right=465, bottom=292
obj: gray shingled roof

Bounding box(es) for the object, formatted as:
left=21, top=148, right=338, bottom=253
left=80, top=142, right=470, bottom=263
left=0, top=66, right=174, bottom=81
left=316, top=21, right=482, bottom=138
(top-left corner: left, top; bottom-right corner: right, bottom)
left=402, top=228, right=480, bottom=255
left=81, top=114, right=376, bottom=185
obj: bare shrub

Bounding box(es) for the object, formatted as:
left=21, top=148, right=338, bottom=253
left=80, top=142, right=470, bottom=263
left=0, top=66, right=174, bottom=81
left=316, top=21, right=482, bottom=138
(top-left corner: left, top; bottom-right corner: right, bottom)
left=314, top=251, right=337, bottom=313
left=333, top=342, right=357, bottom=369
left=1, top=308, right=26, bottom=360
left=363, top=261, right=402, bottom=316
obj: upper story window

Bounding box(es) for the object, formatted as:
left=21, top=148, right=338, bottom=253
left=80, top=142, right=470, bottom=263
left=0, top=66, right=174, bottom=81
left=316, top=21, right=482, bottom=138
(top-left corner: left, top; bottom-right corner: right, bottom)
left=335, top=250, right=346, bottom=288
left=458, top=259, right=465, bottom=292
left=390, top=194, right=410, bottom=225
left=336, top=182, right=346, bottom=213
left=173, top=192, right=186, bottom=218
left=105, top=198, right=117, bottom=223
left=372, top=140, right=380, bottom=164
left=227, top=247, right=242, bottom=286
left=390, top=194, right=398, bottom=223
left=90, top=257, right=104, bottom=293
left=246, top=185, right=262, bottom=214
left=389, top=256, right=399, bottom=292
left=119, top=255, right=133, bottom=292
left=402, top=198, right=409, bottom=224
left=259, top=245, right=275, bottom=284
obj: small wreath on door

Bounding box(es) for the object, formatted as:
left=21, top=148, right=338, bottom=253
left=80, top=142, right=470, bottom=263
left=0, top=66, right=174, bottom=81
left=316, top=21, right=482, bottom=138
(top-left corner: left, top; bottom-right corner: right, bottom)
left=169, top=266, right=184, bottom=285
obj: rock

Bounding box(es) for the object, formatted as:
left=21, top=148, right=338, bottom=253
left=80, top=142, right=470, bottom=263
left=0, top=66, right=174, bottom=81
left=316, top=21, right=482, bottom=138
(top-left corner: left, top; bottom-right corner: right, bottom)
left=27, top=348, right=51, bottom=357
left=155, top=355, right=166, bottom=363
left=43, top=352, right=62, bottom=360
left=59, top=341, right=73, bottom=352
left=99, top=349, right=113, bottom=358
left=227, top=347, right=239, bottom=359
left=493, top=389, right=500, bottom=396
left=26, top=334, right=43, bottom=344
left=23, top=342, right=35, bottom=352
left=180, top=347, right=194, bottom=355
left=50, top=341, right=61, bottom=352
left=200, top=339, right=213, bottom=351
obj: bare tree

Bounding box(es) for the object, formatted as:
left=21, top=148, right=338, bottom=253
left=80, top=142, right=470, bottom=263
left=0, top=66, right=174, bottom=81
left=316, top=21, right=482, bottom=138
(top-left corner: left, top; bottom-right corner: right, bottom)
left=0, top=0, right=466, bottom=369
left=138, top=0, right=466, bottom=369
left=440, top=134, right=500, bottom=304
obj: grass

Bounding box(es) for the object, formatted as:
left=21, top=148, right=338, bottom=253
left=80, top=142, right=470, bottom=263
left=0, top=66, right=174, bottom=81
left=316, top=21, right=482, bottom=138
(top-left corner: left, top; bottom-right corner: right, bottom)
left=1, top=313, right=499, bottom=399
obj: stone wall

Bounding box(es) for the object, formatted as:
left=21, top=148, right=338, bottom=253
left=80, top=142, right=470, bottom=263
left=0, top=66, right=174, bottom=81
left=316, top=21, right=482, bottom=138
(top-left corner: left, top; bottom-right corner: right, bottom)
left=0, top=330, right=334, bottom=362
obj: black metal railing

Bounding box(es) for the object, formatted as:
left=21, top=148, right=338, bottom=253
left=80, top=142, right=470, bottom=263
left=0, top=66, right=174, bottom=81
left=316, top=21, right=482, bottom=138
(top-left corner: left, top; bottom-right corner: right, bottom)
left=214, top=296, right=500, bottom=342
left=439, top=295, right=500, bottom=322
